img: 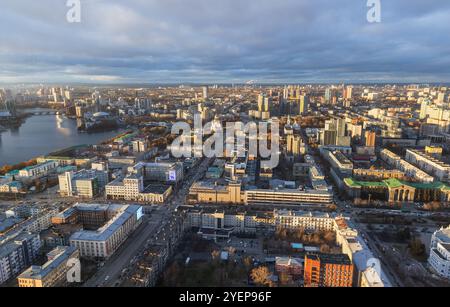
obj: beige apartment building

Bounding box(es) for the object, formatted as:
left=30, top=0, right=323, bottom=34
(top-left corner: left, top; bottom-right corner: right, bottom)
left=17, top=246, right=79, bottom=287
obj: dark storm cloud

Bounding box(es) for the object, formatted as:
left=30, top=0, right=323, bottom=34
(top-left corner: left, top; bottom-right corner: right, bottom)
left=0, top=0, right=449, bottom=83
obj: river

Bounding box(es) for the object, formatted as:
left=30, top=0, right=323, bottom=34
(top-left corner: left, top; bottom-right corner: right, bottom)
left=0, top=108, right=125, bottom=166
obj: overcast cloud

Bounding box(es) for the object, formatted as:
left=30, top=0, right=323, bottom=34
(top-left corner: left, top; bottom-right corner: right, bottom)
left=1, top=0, right=449, bottom=83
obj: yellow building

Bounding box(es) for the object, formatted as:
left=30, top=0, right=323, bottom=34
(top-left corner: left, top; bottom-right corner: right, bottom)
left=188, top=181, right=245, bottom=204
left=18, top=246, right=79, bottom=287
left=425, top=146, right=443, bottom=156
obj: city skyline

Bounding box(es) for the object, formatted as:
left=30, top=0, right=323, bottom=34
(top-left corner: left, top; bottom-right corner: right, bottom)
left=1, top=0, right=450, bottom=84
left=1, top=0, right=450, bottom=292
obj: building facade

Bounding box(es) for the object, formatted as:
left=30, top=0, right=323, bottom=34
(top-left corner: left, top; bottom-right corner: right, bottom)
left=304, top=253, right=354, bottom=287
left=0, top=233, right=41, bottom=285
left=17, top=246, right=80, bottom=287
left=69, top=204, right=143, bottom=259
left=428, top=226, right=450, bottom=280
left=405, top=149, right=450, bottom=183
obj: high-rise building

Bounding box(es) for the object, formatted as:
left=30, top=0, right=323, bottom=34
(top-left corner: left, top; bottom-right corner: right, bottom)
left=437, top=92, right=446, bottom=104
left=343, top=85, right=353, bottom=100
left=202, top=86, right=209, bottom=100
left=286, top=134, right=305, bottom=157
left=257, top=93, right=272, bottom=112
left=321, top=117, right=350, bottom=146
left=256, top=93, right=272, bottom=119
left=324, top=88, right=332, bottom=104
left=419, top=97, right=431, bottom=119
left=134, top=98, right=151, bottom=111
left=299, top=95, right=309, bottom=115
left=132, top=139, right=148, bottom=153
left=58, top=169, right=109, bottom=198
left=365, top=131, right=376, bottom=147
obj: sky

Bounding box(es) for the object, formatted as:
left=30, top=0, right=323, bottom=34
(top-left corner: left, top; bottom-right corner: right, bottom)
left=0, top=0, right=450, bottom=84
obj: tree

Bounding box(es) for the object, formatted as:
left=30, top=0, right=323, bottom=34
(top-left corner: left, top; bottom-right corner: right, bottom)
left=211, top=250, right=221, bottom=263
left=294, top=227, right=305, bottom=241
left=227, top=246, right=236, bottom=255
left=320, top=244, right=331, bottom=253
left=409, top=238, right=425, bottom=257
left=278, top=271, right=290, bottom=286
left=163, top=262, right=182, bottom=286
left=276, top=228, right=287, bottom=240
left=243, top=256, right=253, bottom=271
left=327, top=204, right=337, bottom=211
left=323, top=231, right=335, bottom=243
left=250, top=266, right=273, bottom=287
left=424, top=201, right=442, bottom=211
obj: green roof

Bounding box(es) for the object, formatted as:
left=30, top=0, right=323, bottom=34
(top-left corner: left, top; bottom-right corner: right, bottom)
left=344, top=178, right=386, bottom=188
left=344, top=177, right=450, bottom=191
left=383, top=178, right=403, bottom=189
left=407, top=181, right=450, bottom=190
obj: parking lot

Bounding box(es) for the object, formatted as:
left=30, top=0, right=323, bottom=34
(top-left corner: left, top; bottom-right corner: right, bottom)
left=217, top=236, right=265, bottom=262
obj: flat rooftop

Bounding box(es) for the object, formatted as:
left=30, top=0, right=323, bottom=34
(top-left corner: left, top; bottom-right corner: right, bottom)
left=408, top=149, right=450, bottom=169
left=143, top=184, right=171, bottom=194
left=70, top=204, right=142, bottom=242
left=18, top=246, right=78, bottom=280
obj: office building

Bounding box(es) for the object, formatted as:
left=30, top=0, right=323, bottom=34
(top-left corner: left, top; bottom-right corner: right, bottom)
left=69, top=204, right=143, bottom=259
left=299, top=95, right=309, bottom=115
left=132, top=139, right=148, bottom=153
left=321, top=117, right=350, bottom=147
left=245, top=187, right=333, bottom=205
left=58, top=169, right=109, bottom=198
left=364, top=131, right=376, bottom=147
left=188, top=181, right=245, bottom=204
left=324, top=88, right=333, bottom=104
left=106, top=174, right=173, bottom=203
left=343, top=85, right=353, bottom=100
left=286, top=135, right=306, bottom=157
left=129, top=162, right=184, bottom=184
left=255, top=93, right=272, bottom=119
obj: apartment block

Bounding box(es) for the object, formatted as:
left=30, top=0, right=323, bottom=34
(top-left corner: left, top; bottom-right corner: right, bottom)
left=17, top=246, right=80, bottom=287
left=304, top=253, right=353, bottom=287
left=0, top=232, right=41, bottom=285
left=405, top=149, right=450, bottom=183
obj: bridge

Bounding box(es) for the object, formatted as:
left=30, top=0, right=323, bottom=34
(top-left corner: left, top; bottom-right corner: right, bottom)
left=31, top=111, right=62, bottom=116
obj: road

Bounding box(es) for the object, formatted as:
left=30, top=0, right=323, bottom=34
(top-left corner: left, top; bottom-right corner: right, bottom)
left=83, top=157, right=211, bottom=287
left=357, top=225, right=404, bottom=287
left=83, top=212, right=166, bottom=287
left=334, top=197, right=404, bottom=286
